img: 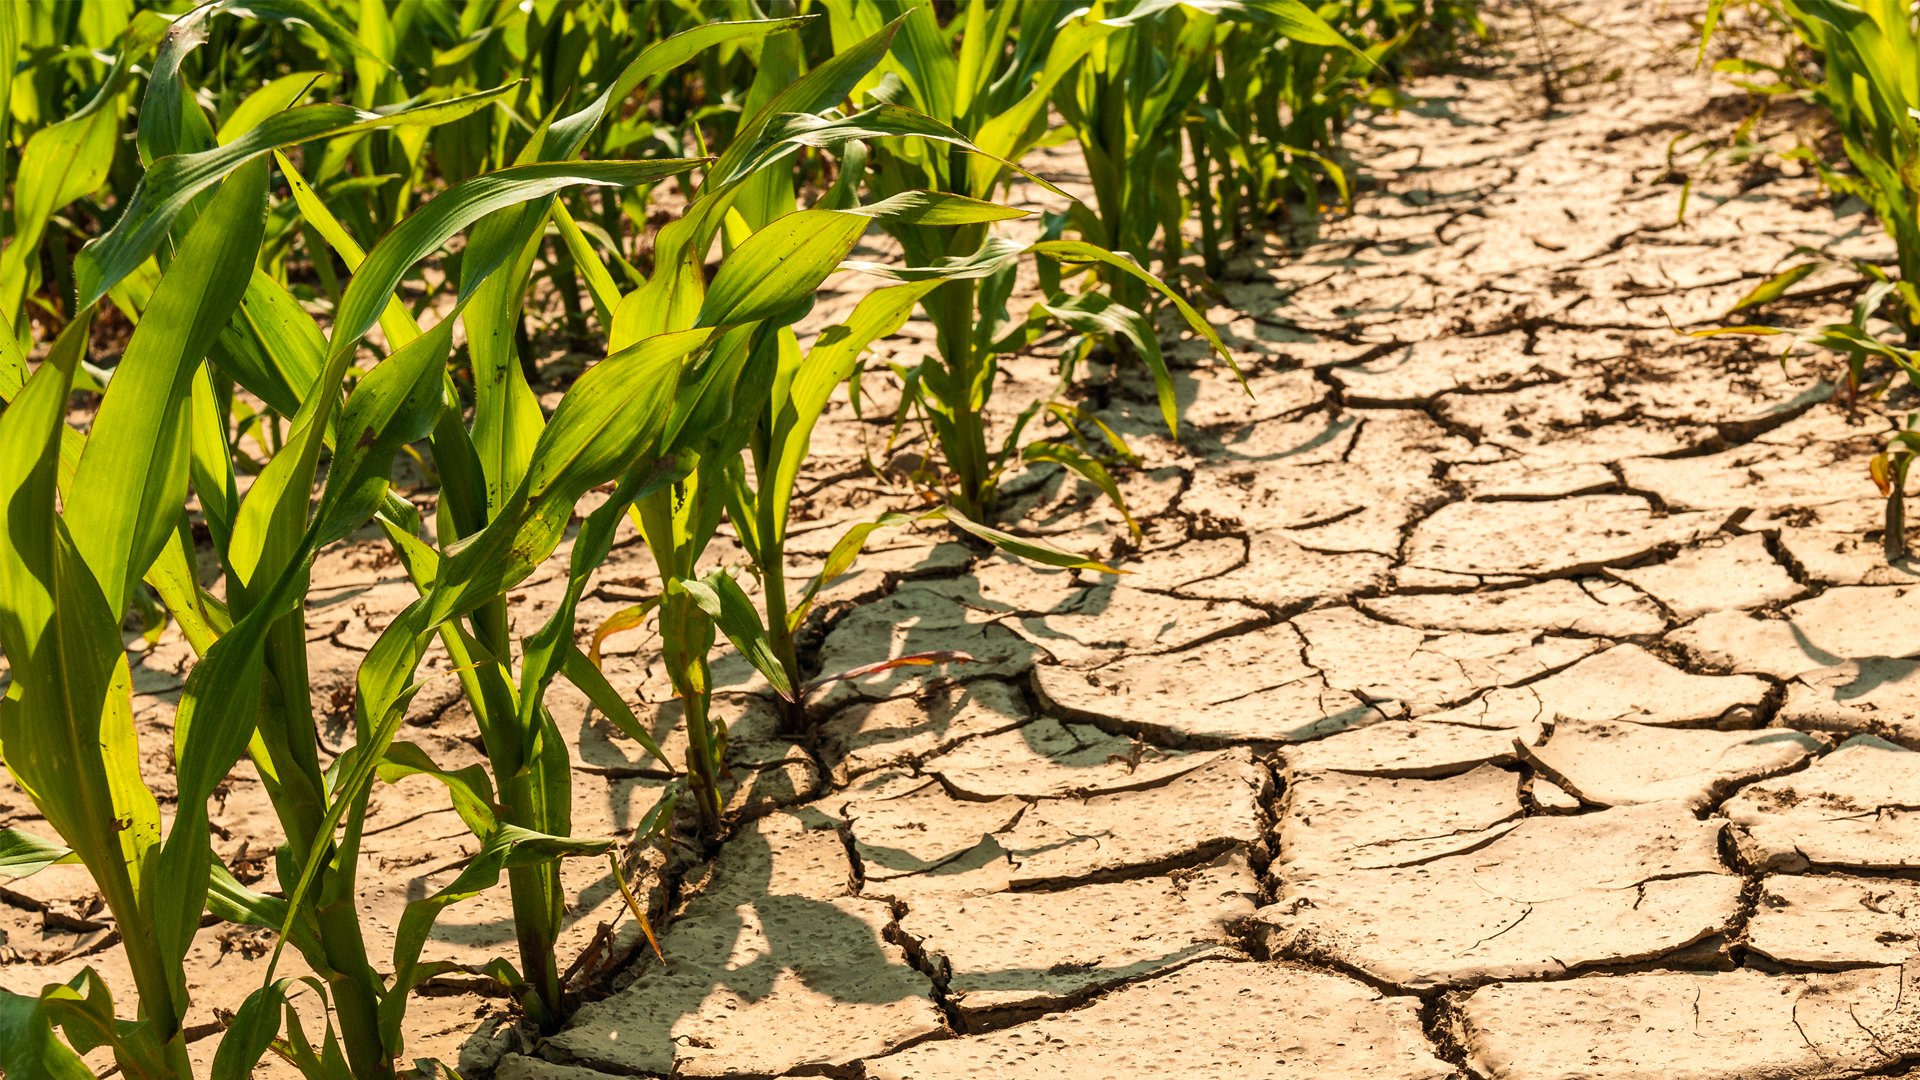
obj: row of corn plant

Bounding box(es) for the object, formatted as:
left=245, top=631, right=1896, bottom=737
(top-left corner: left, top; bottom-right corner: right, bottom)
left=1697, top=0, right=1919, bottom=556
left=800, top=0, right=1479, bottom=527
left=0, top=1, right=1474, bottom=1073
left=0, top=57, right=706, bottom=1080
left=1070, top=0, right=1481, bottom=290
left=0, top=9, right=886, bottom=1073
left=0, top=11, right=1085, bottom=1076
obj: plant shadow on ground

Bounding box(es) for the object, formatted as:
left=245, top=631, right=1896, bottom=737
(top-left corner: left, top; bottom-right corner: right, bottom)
left=1786, top=623, right=1920, bottom=711
left=545, top=814, right=943, bottom=1075
left=1093, top=366, right=1369, bottom=467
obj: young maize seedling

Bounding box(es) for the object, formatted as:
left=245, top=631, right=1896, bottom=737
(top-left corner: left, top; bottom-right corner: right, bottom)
left=602, top=12, right=1135, bottom=734
left=1873, top=413, right=1920, bottom=561
left=821, top=0, right=1233, bottom=521
left=1700, top=0, right=1918, bottom=556
left=1706, top=0, right=1918, bottom=327
left=2, top=28, right=700, bottom=1070
left=0, top=314, right=198, bottom=1078
left=598, top=15, right=930, bottom=826
left=321, top=15, right=817, bottom=1029
left=1060, top=0, right=1364, bottom=304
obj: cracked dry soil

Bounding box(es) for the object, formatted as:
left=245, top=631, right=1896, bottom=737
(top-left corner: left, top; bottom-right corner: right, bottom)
left=8, top=1, right=1920, bottom=1077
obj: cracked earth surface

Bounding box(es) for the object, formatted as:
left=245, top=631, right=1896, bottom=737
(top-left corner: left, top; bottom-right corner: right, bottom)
left=9, top=1, right=1920, bottom=1077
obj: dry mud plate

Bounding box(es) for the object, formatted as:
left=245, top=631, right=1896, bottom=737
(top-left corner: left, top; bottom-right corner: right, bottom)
left=11, top=1, right=1920, bottom=1078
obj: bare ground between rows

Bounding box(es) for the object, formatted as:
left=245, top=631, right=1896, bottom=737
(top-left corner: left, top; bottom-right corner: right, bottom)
left=9, top=0, right=1920, bottom=1077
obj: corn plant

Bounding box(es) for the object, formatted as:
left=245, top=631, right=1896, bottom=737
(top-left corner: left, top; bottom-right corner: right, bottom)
left=814, top=0, right=1231, bottom=523
left=1699, top=0, right=1919, bottom=556
left=0, top=6, right=164, bottom=343
left=1705, top=0, right=1918, bottom=327
left=0, top=1, right=424, bottom=345
left=1058, top=0, right=1367, bottom=300
left=0, top=14, right=712, bottom=1072
left=313, top=15, right=847, bottom=1029
left=1186, top=3, right=1424, bottom=279
left=550, top=16, right=1075, bottom=781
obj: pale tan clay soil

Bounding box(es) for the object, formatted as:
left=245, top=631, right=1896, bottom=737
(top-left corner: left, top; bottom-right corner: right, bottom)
left=8, top=0, right=1920, bottom=1077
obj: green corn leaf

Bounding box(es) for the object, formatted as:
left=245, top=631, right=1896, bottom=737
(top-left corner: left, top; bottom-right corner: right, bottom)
left=377, top=742, right=498, bottom=838
left=1113, top=0, right=1364, bottom=54
left=561, top=645, right=672, bottom=767
left=952, top=0, right=1009, bottom=120
left=518, top=455, right=694, bottom=780
left=205, top=863, right=321, bottom=958
left=787, top=499, right=1116, bottom=591
left=266, top=604, right=438, bottom=986
left=771, top=281, right=941, bottom=535
left=644, top=86, right=938, bottom=335
left=214, top=271, right=327, bottom=420
left=1699, top=0, right=1728, bottom=63
left=788, top=509, right=936, bottom=630
left=278, top=336, right=717, bottom=989
left=377, top=825, right=613, bottom=1050
left=39, top=968, right=175, bottom=1076
left=0, top=310, right=24, bottom=399
left=137, top=3, right=219, bottom=166
left=732, top=104, right=1072, bottom=200
left=878, top=1, right=959, bottom=120
left=849, top=190, right=1034, bottom=225
left=615, top=237, right=707, bottom=346
left=75, top=82, right=521, bottom=308
left=272, top=149, right=420, bottom=351
left=0, top=829, right=79, bottom=879
left=706, top=15, right=905, bottom=192
left=330, top=159, right=705, bottom=368
left=427, top=329, right=707, bottom=628
left=1023, top=440, right=1140, bottom=538
left=1039, top=290, right=1180, bottom=436
left=153, top=605, right=281, bottom=1006
left=548, top=16, right=815, bottom=158
left=187, top=366, right=237, bottom=556
left=66, top=158, right=268, bottom=616
left=659, top=324, right=765, bottom=454
left=1804, top=322, right=1919, bottom=363
left=459, top=152, right=558, bottom=520
left=731, top=9, right=809, bottom=230
left=552, top=202, right=626, bottom=323
left=941, top=507, right=1121, bottom=573
left=841, top=235, right=1026, bottom=282
left=0, top=108, right=120, bottom=314
left=1794, top=0, right=1914, bottom=126
left=217, top=71, right=327, bottom=144
left=1029, top=240, right=1238, bottom=374
left=0, top=4, right=12, bottom=202
left=273, top=978, right=348, bottom=1080
left=679, top=572, right=795, bottom=699
left=968, top=14, right=1113, bottom=194
left=221, top=0, right=388, bottom=67
left=0, top=321, right=184, bottom=1064
left=0, top=315, right=164, bottom=962
left=1729, top=261, right=1823, bottom=313
left=0, top=11, right=172, bottom=321
left=209, top=981, right=290, bottom=1080
left=310, top=317, right=456, bottom=544
left=699, top=209, right=868, bottom=327
left=0, top=986, right=92, bottom=1080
